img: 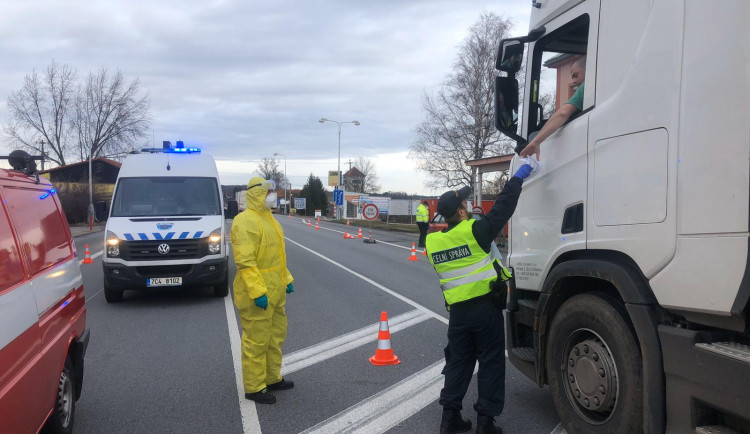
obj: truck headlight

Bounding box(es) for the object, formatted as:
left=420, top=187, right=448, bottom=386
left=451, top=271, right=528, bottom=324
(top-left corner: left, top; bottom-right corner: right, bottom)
left=208, top=229, right=222, bottom=254
left=106, top=231, right=120, bottom=257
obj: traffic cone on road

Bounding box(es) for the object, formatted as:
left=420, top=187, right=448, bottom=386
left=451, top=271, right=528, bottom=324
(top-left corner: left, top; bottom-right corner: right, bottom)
left=83, top=244, right=93, bottom=264
left=347, top=219, right=350, bottom=226
left=343, top=232, right=349, bottom=240
left=315, top=221, right=320, bottom=230
left=307, top=220, right=312, bottom=227
left=357, top=227, right=363, bottom=239
left=422, top=248, right=427, bottom=256
left=369, top=312, right=400, bottom=366
left=408, top=243, right=419, bottom=262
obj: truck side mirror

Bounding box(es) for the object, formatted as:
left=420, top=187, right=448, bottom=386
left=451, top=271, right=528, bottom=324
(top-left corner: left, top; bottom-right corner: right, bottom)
left=495, top=76, right=519, bottom=134
left=497, top=40, right=524, bottom=74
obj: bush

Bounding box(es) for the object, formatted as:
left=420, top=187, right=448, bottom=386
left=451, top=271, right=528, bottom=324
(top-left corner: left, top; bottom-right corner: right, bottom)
left=55, top=182, right=113, bottom=224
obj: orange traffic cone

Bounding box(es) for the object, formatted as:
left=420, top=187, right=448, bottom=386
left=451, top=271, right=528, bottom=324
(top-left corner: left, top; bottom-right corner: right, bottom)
left=307, top=220, right=312, bottom=227
left=408, top=243, right=419, bottom=261
left=357, top=227, right=363, bottom=239
left=83, top=244, right=93, bottom=264
left=288, top=214, right=291, bottom=219
left=343, top=232, right=349, bottom=240
left=369, top=312, right=400, bottom=366
left=315, top=221, right=320, bottom=230
left=347, top=219, right=350, bottom=226
left=422, top=248, right=427, bottom=256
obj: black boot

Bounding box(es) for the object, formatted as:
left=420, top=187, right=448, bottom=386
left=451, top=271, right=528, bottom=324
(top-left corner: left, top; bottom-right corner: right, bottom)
left=267, top=378, right=294, bottom=391
left=440, top=409, right=472, bottom=433
left=244, top=388, right=276, bottom=404
left=475, top=414, right=503, bottom=434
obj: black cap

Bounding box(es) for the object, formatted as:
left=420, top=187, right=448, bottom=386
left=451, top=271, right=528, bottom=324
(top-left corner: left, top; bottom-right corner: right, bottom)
left=437, top=186, right=471, bottom=218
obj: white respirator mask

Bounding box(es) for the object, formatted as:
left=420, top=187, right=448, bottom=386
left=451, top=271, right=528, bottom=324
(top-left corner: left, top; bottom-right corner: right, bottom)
left=265, top=192, right=278, bottom=209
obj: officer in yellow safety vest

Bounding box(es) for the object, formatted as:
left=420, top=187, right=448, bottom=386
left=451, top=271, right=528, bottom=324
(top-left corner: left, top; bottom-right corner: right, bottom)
left=416, top=200, right=430, bottom=248
left=426, top=163, right=532, bottom=434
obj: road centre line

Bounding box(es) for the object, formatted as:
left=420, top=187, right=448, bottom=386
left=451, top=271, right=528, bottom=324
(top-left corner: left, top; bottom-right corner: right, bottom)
left=300, top=359, right=446, bottom=434
left=223, top=293, right=262, bottom=433
left=551, top=423, right=568, bottom=434
left=292, top=219, right=414, bottom=251
left=78, top=250, right=104, bottom=265
left=284, top=237, right=449, bottom=325
left=281, top=309, right=431, bottom=376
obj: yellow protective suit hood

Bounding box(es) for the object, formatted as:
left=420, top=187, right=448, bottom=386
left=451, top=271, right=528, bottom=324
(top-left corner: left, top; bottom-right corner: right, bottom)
left=245, top=176, right=269, bottom=213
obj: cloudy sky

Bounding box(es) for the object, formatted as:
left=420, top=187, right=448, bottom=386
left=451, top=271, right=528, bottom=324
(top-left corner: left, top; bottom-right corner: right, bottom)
left=0, top=0, right=530, bottom=194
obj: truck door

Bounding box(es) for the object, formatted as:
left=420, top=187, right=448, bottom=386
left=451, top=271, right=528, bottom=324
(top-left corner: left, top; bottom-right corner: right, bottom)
left=511, top=1, right=600, bottom=290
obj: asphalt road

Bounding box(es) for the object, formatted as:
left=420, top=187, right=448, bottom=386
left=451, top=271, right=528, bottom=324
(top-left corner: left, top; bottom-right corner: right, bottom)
left=69, top=216, right=560, bottom=433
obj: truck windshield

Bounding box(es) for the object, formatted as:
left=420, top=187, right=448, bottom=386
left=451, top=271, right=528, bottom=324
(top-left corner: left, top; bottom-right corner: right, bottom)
left=111, top=177, right=221, bottom=217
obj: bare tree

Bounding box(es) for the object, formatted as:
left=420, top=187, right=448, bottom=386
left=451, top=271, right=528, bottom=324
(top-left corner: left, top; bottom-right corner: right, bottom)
left=344, top=156, right=381, bottom=193
left=256, top=157, right=289, bottom=188
left=410, top=12, right=515, bottom=189
left=72, top=68, right=150, bottom=162
left=5, top=60, right=77, bottom=165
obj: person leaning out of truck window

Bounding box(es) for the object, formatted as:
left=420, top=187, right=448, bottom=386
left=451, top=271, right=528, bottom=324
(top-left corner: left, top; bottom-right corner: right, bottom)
left=520, top=55, right=586, bottom=160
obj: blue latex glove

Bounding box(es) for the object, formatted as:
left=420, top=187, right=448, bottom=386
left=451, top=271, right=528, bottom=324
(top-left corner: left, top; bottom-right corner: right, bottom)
left=286, top=283, right=294, bottom=294
left=513, top=164, right=533, bottom=180
left=254, top=294, right=268, bottom=310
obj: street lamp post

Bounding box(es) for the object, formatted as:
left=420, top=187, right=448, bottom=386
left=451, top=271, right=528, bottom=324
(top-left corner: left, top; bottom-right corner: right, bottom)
left=318, top=118, right=360, bottom=219
left=273, top=152, right=287, bottom=214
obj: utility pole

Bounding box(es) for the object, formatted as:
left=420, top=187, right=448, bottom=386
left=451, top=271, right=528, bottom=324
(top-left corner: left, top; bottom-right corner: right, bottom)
left=38, top=140, right=46, bottom=171
left=347, top=159, right=353, bottom=171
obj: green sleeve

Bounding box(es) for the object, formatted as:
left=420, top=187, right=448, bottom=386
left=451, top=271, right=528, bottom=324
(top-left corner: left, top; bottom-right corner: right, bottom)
left=565, top=81, right=585, bottom=111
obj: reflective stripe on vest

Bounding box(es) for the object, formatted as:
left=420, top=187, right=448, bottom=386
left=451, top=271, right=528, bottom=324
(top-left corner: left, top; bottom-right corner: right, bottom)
left=425, top=219, right=497, bottom=305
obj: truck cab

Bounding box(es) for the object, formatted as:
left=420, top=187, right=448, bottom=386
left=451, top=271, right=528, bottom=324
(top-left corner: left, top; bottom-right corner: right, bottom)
left=102, top=142, right=229, bottom=302
left=495, top=1, right=750, bottom=432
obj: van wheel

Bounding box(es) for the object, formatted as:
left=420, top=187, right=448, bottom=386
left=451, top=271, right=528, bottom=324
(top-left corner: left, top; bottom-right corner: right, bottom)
left=104, top=284, right=123, bottom=303
left=546, top=293, right=643, bottom=434
left=43, top=357, right=76, bottom=434
left=214, top=270, right=229, bottom=297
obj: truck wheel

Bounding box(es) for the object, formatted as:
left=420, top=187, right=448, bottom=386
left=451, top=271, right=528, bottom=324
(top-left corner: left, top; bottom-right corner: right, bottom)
left=43, top=357, right=76, bottom=434
left=104, top=283, right=123, bottom=303
left=214, top=270, right=229, bottom=297
left=546, top=293, right=643, bottom=434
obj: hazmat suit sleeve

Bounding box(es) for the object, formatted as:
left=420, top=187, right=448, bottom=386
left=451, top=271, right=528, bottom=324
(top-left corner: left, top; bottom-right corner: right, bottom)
left=230, top=215, right=268, bottom=308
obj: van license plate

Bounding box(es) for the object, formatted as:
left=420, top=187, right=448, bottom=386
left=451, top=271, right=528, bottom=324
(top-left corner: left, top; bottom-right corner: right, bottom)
left=147, top=277, right=182, bottom=287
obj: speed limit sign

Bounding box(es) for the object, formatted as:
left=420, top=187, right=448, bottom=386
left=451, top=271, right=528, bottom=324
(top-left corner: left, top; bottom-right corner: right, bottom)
left=362, top=203, right=379, bottom=221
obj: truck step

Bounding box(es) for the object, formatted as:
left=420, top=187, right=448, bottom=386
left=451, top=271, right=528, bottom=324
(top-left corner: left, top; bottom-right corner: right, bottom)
left=695, top=425, right=738, bottom=434
left=511, top=347, right=536, bottom=362
left=695, top=342, right=750, bottom=364
left=517, top=298, right=537, bottom=310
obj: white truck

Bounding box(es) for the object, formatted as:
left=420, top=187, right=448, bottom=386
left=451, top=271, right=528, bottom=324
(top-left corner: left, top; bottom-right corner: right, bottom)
left=102, top=141, right=229, bottom=302
left=235, top=189, right=247, bottom=212
left=494, top=1, right=749, bottom=433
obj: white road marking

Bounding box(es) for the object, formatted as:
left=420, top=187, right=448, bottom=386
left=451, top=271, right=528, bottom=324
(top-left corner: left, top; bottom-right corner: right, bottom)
left=285, top=237, right=448, bottom=325
left=223, top=293, right=263, bottom=434
left=300, top=360, right=446, bottom=434
left=79, top=250, right=104, bottom=265
left=288, top=219, right=415, bottom=251
left=551, top=423, right=567, bottom=433
left=281, top=309, right=431, bottom=376
left=86, top=287, right=104, bottom=303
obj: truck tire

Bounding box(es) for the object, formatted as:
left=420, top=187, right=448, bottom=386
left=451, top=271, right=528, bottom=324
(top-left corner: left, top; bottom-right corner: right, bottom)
left=104, top=283, right=124, bottom=303
left=546, top=293, right=643, bottom=434
left=214, top=269, right=229, bottom=297
left=43, top=356, right=76, bottom=434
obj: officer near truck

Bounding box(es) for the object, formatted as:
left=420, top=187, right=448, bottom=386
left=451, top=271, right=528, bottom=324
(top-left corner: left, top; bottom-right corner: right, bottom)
left=426, top=163, right=533, bottom=434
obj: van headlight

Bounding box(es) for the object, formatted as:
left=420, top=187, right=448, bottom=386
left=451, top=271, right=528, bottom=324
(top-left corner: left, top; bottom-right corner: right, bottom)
left=208, top=229, right=222, bottom=254
left=106, top=231, right=120, bottom=257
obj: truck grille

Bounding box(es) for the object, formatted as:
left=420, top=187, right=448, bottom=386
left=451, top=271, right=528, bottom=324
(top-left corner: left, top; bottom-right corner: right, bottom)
left=122, top=239, right=206, bottom=260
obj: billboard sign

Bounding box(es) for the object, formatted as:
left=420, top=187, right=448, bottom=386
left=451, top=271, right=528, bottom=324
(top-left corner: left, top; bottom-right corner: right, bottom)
left=294, top=198, right=307, bottom=209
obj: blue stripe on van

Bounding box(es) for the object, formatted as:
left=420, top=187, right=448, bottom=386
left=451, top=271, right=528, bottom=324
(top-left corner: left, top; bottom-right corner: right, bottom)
left=138, top=233, right=148, bottom=240
left=193, top=231, right=203, bottom=239
left=124, top=233, right=134, bottom=241
left=165, top=232, right=175, bottom=240
left=179, top=232, right=189, bottom=239
left=153, top=233, right=163, bottom=240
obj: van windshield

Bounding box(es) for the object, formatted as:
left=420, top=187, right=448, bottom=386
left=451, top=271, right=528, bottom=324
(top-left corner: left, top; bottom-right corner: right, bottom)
left=111, top=177, right=221, bottom=217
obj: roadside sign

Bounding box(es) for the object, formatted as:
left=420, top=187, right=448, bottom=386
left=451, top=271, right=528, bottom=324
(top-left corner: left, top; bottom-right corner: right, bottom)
left=328, top=170, right=341, bottom=186
left=472, top=206, right=484, bottom=215
left=315, top=209, right=322, bottom=218
left=334, top=189, right=344, bottom=206
left=294, top=198, right=306, bottom=209
left=362, top=203, right=379, bottom=221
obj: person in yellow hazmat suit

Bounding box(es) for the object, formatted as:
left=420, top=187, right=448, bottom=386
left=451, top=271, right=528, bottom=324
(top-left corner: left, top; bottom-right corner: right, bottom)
left=231, top=177, right=295, bottom=404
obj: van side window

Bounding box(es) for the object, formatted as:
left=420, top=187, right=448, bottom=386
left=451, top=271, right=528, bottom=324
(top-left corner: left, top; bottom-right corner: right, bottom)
left=0, top=198, right=23, bottom=291
left=527, top=15, right=590, bottom=137
left=3, top=188, right=72, bottom=275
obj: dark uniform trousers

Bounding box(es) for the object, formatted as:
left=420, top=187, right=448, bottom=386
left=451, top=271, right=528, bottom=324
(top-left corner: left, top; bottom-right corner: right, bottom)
left=439, top=293, right=505, bottom=416
left=417, top=222, right=429, bottom=248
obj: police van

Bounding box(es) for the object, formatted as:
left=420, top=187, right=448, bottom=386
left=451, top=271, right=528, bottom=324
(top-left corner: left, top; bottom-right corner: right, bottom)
left=102, top=141, right=229, bottom=302
left=0, top=151, right=89, bottom=434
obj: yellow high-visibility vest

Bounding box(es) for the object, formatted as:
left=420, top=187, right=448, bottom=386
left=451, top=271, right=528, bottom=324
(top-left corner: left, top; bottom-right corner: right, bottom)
left=416, top=204, right=429, bottom=223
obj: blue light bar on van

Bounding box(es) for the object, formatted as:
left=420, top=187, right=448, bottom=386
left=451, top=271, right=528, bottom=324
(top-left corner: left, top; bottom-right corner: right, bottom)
left=166, top=147, right=201, bottom=153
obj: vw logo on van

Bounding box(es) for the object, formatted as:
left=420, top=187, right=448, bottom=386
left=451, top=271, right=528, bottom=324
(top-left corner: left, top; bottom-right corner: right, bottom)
left=157, top=244, right=170, bottom=255
left=157, top=223, right=173, bottom=230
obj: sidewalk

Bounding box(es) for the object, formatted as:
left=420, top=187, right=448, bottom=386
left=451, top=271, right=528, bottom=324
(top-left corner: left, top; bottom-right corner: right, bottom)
left=70, top=224, right=105, bottom=238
